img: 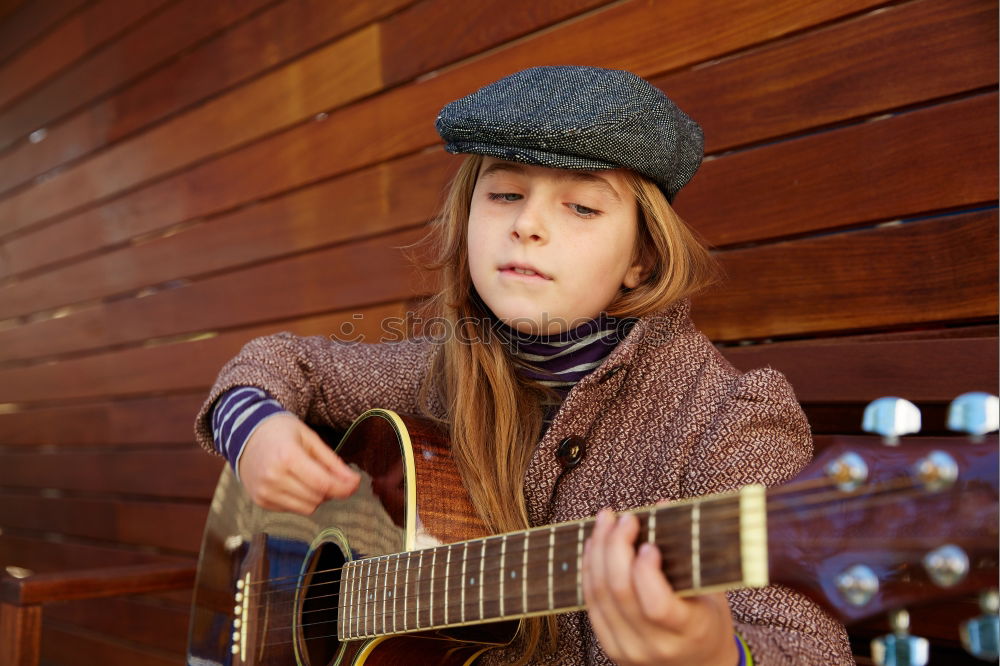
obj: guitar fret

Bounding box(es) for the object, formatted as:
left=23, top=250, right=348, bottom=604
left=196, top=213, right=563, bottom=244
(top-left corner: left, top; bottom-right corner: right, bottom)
left=374, top=557, right=382, bottom=636
left=392, top=553, right=399, bottom=634
left=499, top=535, right=507, bottom=617
left=430, top=548, right=437, bottom=627
left=403, top=552, right=411, bottom=632
left=382, top=555, right=390, bottom=635
left=364, top=559, right=372, bottom=637
left=460, top=542, right=468, bottom=623
left=691, top=503, right=701, bottom=590
left=521, top=530, right=529, bottom=613
left=444, top=545, right=452, bottom=626
left=648, top=509, right=656, bottom=544
left=547, top=527, right=555, bottom=611
left=415, top=551, right=423, bottom=629
left=354, top=564, right=364, bottom=638
left=478, top=539, right=486, bottom=620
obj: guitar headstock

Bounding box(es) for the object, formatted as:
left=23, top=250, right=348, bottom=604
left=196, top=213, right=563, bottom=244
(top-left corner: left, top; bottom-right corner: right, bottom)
left=768, top=393, right=999, bottom=662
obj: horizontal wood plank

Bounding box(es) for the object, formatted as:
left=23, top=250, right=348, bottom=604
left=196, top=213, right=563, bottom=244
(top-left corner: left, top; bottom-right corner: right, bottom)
left=43, top=594, right=190, bottom=655
left=0, top=448, right=221, bottom=499
left=0, top=0, right=415, bottom=198
left=379, top=0, right=613, bottom=86
left=0, top=149, right=455, bottom=327
left=0, top=394, right=201, bottom=447
left=0, top=0, right=170, bottom=113
left=656, top=0, right=999, bottom=153
left=0, top=302, right=411, bottom=404
left=0, top=0, right=883, bottom=244
left=721, top=331, right=998, bottom=402
left=0, top=0, right=87, bottom=65
left=3, top=91, right=994, bottom=332
left=1, top=561, right=195, bottom=605
left=0, top=533, right=184, bottom=573
left=0, top=493, right=207, bottom=553
left=676, top=92, right=999, bottom=246
left=40, top=624, right=180, bottom=666
left=692, top=210, right=998, bottom=341
left=0, top=23, right=385, bottom=236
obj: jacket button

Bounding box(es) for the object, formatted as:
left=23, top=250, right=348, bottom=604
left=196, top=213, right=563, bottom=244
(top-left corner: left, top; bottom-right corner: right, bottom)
left=556, top=436, right=587, bottom=469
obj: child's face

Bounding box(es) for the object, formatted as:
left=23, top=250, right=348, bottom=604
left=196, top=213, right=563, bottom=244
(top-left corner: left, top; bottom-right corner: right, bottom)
left=468, top=158, right=646, bottom=334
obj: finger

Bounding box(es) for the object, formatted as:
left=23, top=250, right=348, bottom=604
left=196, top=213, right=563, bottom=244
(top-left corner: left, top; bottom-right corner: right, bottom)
left=286, top=454, right=338, bottom=505
left=260, top=488, right=323, bottom=516
left=600, top=513, right=649, bottom=629
left=583, top=511, right=626, bottom=659
left=633, top=541, right=688, bottom=630
left=301, top=430, right=360, bottom=483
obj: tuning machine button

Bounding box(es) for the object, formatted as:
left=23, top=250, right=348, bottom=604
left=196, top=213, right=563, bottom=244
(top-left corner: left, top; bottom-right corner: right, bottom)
left=835, top=564, right=879, bottom=607
left=948, top=392, right=1000, bottom=442
left=922, top=544, right=969, bottom=587
left=871, top=609, right=929, bottom=666
left=961, top=589, right=999, bottom=661
left=825, top=451, right=869, bottom=492
left=914, top=451, right=959, bottom=492
left=863, top=397, right=921, bottom=445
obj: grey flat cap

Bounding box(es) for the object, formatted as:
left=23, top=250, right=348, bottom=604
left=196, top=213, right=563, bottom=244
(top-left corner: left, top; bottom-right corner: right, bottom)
left=436, top=66, right=703, bottom=201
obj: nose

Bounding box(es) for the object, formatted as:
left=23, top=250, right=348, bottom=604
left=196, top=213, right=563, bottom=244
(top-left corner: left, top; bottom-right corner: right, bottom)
left=510, top=200, right=546, bottom=243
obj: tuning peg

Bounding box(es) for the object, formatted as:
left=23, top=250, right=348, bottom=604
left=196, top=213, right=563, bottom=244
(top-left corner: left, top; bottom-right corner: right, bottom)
left=961, top=589, right=999, bottom=661
left=948, top=392, right=1000, bottom=442
left=871, top=609, right=929, bottom=666
left=863, top=397, right=921, bottom=445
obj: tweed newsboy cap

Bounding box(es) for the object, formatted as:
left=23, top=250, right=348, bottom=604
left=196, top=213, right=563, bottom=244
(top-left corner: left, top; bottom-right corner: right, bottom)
left=436, top=65, right=703, bottom=201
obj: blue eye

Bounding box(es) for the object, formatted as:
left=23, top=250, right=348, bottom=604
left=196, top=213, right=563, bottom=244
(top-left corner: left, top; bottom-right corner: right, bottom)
left=488, top=192, right=522, bottom=202
left=568, top=203, right=600, bottom=218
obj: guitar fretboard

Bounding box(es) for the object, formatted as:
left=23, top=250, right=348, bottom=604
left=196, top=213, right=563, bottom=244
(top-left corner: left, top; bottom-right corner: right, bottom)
left=336, top=485, right=766, bottom=639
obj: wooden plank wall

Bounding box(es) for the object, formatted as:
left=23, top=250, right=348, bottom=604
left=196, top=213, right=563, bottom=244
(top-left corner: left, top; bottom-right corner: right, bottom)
left=0, top=0, right=995, bottom=663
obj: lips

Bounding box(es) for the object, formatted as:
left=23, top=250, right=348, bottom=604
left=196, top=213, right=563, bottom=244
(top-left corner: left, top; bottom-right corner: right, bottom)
left=498, top=262, right=552, bottom=280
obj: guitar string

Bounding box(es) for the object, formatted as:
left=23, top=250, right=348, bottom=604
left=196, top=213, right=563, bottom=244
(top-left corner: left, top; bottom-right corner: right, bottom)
left=239, top=473, right=842, bottom=591
left=240, top=475, right=956, bottom=625
left=240, top=474, right=938, bottom=608
left=242, top=472, right=925, bottom=601
left=263, top=503, right=997, bottom=649
left=257, top=492, right=995, bottom=649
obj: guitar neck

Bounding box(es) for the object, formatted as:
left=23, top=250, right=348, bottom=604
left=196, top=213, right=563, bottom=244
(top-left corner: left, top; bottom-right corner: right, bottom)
left=337, top=485, right=767, bottom=640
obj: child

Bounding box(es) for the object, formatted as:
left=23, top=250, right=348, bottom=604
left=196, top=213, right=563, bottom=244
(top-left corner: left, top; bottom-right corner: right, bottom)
left=194, top=66, right=853, bottom=665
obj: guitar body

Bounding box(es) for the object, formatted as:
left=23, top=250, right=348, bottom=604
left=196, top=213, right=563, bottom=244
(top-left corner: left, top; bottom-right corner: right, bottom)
left=187, top=409, right=518, bottom=666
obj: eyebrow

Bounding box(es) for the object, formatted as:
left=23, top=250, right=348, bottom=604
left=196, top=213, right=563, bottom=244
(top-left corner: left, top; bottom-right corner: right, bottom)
left=478, top=161, right=622, bottom=203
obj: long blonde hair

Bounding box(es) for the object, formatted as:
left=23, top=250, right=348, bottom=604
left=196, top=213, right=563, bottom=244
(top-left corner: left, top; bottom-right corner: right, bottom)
left=409, top=154, right=718, bottom=661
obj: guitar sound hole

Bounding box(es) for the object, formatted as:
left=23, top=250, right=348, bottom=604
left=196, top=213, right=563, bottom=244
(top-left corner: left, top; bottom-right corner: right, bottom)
left=297, top=540, right=346, bottom=666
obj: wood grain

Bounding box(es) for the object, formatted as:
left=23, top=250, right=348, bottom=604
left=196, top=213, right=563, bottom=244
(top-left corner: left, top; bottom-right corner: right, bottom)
left=0, top=301, right=412, bottom=404
left=0, top=448, right=221, bottom=499
left=0, top=0, right=171, bottom=114
left=0, top=0, right=414, bottom=197
left=0, top=533, right=184, bottom=573
left=0, top=23, right=384, bottom=236
left=656, top=0, right=999, bottom=153
left=0, top=394, right=201, bottom=447
left=39, top=624, right=180, bottom=666
left=721, top=331, right=999, bottom=402
left=0, top=0, right=87, bottom=65
left=0, top=494, right=208, bottom=552
left=676, top=92, right=999, bottom=246
left=43, top=594, right=191, bottom=655
left=0, top=149, right=456, bottom=320
left=0, top=601, right=40, bottom=666
left=0, top=561, right=195, bottom=605
left=0, top=0, right=884, bottom=242
left=692, top=210, right=998, bottom=340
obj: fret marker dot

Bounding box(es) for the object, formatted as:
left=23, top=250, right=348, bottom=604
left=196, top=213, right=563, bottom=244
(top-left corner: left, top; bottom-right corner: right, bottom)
left=469, top=577, right=475, bottom=585
left=562, top=562, right=569, bottom=572
left=511, top=571, right=516, bottom=579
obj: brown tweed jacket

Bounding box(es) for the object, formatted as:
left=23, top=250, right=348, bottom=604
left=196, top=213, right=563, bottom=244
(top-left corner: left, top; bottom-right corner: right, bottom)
left=193, top=299, right=853, bottom=665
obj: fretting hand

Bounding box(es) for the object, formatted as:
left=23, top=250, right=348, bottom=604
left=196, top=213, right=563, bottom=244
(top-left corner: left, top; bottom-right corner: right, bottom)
left=583, top=509, right=739, bottom=666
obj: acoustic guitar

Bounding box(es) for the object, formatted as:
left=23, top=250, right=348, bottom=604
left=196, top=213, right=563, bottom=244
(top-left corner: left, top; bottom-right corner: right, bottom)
left=186, top=409, right=998, bottom=665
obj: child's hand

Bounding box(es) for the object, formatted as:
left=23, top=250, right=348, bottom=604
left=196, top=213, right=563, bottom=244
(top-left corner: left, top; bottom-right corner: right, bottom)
left=583, top=509, right=739, bottom=666
left=237, top=412, right=361, bottom=514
